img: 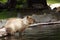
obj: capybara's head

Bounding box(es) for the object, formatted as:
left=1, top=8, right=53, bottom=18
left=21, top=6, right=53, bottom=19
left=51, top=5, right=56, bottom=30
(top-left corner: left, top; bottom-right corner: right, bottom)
left=23, top=16, right=35, bottom=25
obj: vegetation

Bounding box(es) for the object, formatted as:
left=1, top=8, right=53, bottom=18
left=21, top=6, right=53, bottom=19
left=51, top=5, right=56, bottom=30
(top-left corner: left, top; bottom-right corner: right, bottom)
left=0, top=0, right=60, bottom=19
left=0, top=0, right=7, bottom=3
left=47, top=0, right=60, bottom=4
left=0, top=10, right=17, bottom=19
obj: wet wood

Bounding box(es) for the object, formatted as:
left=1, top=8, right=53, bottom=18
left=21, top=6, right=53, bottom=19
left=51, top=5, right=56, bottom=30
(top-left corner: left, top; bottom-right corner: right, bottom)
left=0, top=21, right=60, bottom=37
left=0, top=28, right=7, bottom=37
left=29, top=21, right=60, bottom=26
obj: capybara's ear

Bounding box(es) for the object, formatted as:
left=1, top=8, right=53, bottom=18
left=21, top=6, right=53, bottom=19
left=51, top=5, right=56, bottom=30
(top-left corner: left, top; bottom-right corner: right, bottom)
left=26, top=16, right=32, bottom=19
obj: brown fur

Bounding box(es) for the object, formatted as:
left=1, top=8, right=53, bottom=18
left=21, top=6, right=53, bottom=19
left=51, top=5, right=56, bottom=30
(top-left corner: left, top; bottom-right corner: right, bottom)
left=4, top=16, right=35, bottom=35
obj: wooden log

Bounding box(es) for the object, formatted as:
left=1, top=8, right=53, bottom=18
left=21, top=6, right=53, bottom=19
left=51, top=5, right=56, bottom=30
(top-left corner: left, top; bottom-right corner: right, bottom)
left=0, top=28, right=7, bottom=37
left=0, top=21, right=60, bottom=37
left=29, top=21, right=60, bottom=26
